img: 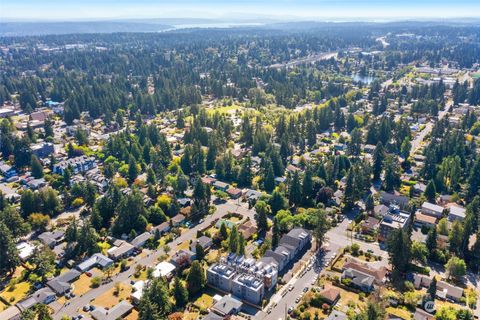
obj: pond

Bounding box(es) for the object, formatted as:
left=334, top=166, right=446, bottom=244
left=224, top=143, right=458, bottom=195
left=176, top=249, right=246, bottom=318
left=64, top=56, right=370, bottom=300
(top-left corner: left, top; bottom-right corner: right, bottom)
left=351, top=74, right=376, bottom=84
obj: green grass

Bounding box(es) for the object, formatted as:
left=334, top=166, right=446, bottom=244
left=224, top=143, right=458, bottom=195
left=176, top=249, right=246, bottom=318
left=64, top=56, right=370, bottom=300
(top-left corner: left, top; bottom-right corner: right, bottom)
left=0, top=281, right=31, bottom=304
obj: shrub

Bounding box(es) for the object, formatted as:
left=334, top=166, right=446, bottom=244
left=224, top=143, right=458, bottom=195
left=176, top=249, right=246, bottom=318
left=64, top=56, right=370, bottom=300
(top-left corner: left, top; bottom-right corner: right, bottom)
left=91, top=276, right=101, bottom=288
left=71, top=197, right=84, bottom=207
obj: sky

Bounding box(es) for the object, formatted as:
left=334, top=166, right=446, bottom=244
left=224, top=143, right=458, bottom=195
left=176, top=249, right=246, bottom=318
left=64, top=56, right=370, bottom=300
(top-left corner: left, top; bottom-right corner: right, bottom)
left=2, top=0, right=480, bottom=21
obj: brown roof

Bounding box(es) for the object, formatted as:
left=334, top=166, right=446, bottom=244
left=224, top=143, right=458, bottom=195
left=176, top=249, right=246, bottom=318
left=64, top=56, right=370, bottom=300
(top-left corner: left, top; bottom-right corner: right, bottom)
left=238, top=220, right=257, bottom=239
left=180, top=206, right=192, bottom=216
left=343, top=259, right=387, bottom=284
left=416, top=212, right=437, bottom=225
left=227, top=187, right=242, bottom=195
left=319, top=287, right=340, bottom=304
left=362, top=217, right=380, bottom=230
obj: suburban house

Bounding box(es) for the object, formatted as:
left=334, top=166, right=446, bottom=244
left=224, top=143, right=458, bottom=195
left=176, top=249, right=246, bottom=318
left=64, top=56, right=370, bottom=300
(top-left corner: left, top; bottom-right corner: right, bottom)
left=151, top=221, right=170, bottom=235
left=421, top=202, right=444, bottom=218
left=211, top=295, right=243, bottom=317
left=171, top=213, right=186, bottom=226
left=76, top=253, right=113, bottom=272
left=47, top=269, right=81, bottom=295
left=238, top=220, right=257, bottom=240
left=413, top=274, right=464, bottom=302
left=190, top=235, right=213, bottom=253
left=227, top=187, right=242, bottom=199
left=447, top=205, right=466, bottom=221
left=343, top=259, right=387, bottom=285
left=319, top=287, right=341, bottom=305
left=130, top=232, right=151, bottom=248
left=341, top=268, right=375, bottom=292
left=170, top=249, right=196, bottom=268
left=152, top=261, right=177, bottom=279
left=361, top=217, right=380, bottom=234
left=90, top=300, right=134, bottom=320
left=379, top=191, right=409, bottom=209
left=415, top=212, right=437, bottom=228
left=213, top=180, right=230, bottom=192
left=31, top=142, right=54, bottom=158
left=38, top=230, right=64, bottom=248
left=107, top=240, right=135, bottom=261
left=16, top=287, right=56, bottom=312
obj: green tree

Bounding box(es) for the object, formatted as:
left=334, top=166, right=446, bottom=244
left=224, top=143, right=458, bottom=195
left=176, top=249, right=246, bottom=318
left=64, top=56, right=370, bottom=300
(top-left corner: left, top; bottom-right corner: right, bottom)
left=263, top=161, right=275, bottom=192
left=272, top=217, right=280, bottom=248
left=269, top=190, right=287, bottom=214
left=386, top=228, right=411, bottom=281
left=0, top=222, right=20, bottom=275
left=31, top=155, right=44, bottom=178
left=445, top=256, right=466, bottom=280
left=172, top=276, right=188, bottom=309
left=383, top=155, right=401, bottom=192
left=219, top=222, right=228, bottom=240
left=128, top=155, right=139, bottom=183
left=426, top=227, right=437, bottom=253
left=424, top=180, right=437, bottom=203
left=254, top=200, right=270, bottom=233
left=427, top=276, right=437, bottom=299
left=195, top=243, right=205, bottom=261
left=411, top=241, right=428, bottom=265
left=186, top=261, right=205, bottom=297
left=312, top=208, right=330, bottom=251
left=0, top=206, right=30, bottom=238
left=288, top=171, right=302, bottom=206
left=229, top=225, right=239, bottom=253
left=30, top=246, right=56, bottom=282
left=238, top=233, right=246, bottom=256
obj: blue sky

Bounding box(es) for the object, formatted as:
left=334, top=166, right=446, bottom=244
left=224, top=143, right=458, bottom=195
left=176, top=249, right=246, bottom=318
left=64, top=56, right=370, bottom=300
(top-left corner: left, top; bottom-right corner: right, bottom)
left=2, top=0, right=480, bottom=21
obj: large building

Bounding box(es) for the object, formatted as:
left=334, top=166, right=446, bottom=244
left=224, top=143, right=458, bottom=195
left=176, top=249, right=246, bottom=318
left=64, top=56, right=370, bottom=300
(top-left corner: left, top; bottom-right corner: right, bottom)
left=264, top=227, right=312, bottom=272
left=207, top=254, right=278, bottom=305
left=378, top=205, right=411, bottom=241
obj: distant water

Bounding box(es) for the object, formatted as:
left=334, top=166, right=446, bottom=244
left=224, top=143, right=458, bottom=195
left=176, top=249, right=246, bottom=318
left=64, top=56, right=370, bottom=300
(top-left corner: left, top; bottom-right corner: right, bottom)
left=162, top=22, right=264, bottom=31
left=351, top=74, right=376, bottom=84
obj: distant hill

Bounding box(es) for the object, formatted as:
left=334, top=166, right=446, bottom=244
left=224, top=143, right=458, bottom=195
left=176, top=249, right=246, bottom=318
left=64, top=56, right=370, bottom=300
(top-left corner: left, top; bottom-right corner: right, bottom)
left=0, top=21, right=172, bottom=36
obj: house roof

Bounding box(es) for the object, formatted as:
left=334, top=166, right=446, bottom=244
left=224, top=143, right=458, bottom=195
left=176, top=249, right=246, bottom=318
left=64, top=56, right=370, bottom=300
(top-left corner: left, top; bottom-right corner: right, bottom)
left=47, top=270, right=81, bottom=294
left=171, top=213, right=186, bottom=224
left=77, top=253, right=113, bottom=272
left=90, top=300, right=133, bottom=320
left=448, top=205, right=466, bottom=219
left=131, top=232, right=151, bottom=247
left=0, top=306, right=20, bottom=320
left=319, top=287, right=340, bottom=304
left=152, top=261, right=176, bottom=278
left=343, top=268, right=375, bottom=288
left=415, top=212, right=437, bottom=225
left=413, top=308, right=435, bottom=320
left=212, top=296, right=243, bottom=316
left=343, top=259, right=387, bottom=284
left=421, top=202, right=444, bottom=214
left=203, top=312, right=223, bottom=320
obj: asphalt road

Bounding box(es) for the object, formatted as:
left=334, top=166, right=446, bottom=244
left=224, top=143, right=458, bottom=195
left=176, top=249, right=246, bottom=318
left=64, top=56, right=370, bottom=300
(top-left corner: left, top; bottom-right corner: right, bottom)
left=409, top=99, right=452, bottom=157
left=52, top=198, right=255, bottom=319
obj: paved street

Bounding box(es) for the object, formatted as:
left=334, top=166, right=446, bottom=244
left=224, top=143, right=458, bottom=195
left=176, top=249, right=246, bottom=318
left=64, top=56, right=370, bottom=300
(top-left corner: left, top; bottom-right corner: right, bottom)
left=52, top=198, right=255, bottom=319
left=409, top=99, right=452, bottom=157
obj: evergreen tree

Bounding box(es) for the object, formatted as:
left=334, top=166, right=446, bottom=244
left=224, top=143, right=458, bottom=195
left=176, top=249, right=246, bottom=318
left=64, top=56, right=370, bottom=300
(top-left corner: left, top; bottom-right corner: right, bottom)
left=427, top=276, right=437, bottom=299
left=426, top=227, right=437, bottom=253
left=238, top=155, right=252, bottom=187
left=288, top=171, right=302, bottom=206
left=31, top=155, right=44, bottom=178
left=302, top=166, right=314, bottom=204
left=128, top=155, right=139, bottom=183
left=186, top=261, right=205, bottom=297
left=263, top=161, right=275, bottom=192
left=386, top=228, right=411, bottom=281
left=272, top=217, right=280, bottom=248
left=0, top=222, right=20, bottom=275
left=173, top=276, right=188, bottom=309
left=383, top=155, right=400, bottom=192
left=195, top=243, right=205, bottom=261
left=229, top=225, right=239, bottom=253
left=372, top=142, right=384, bottom=181
left=269, top=190, right=287, bottom=214
left=424, top=180, right=437, bottom=203
left=254, top=200, right=270, bottom=233
left=238, top=233, right=245, bottom=256
left=219, top=222, right=228, bottom=240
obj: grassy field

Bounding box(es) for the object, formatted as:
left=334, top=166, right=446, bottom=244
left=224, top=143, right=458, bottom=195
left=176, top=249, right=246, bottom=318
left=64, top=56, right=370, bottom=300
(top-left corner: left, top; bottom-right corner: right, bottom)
left=0, top=281, right=31, bottom=304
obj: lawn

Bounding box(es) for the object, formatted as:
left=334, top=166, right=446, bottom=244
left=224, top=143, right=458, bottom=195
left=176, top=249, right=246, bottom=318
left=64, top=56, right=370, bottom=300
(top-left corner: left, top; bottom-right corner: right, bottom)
left=335, top=286, right=365, bottom=313
left=92, top=283, right=132, bottom=308
left=177, top=241, right=190, bottom=251
left=124, top=309, right=139, bottom=320
left=386, top=306, right=411, bottom=319
left=0, top=281, right=31, bottom=304
left=194, top=293, right=214, bottom=310
left=73, top=274, right=92, bottom=296
left=184, top=311, right=199, bottom=320
left=0, top=300, right=8, bottom=311
left=206, top=249, right=221, bottom=265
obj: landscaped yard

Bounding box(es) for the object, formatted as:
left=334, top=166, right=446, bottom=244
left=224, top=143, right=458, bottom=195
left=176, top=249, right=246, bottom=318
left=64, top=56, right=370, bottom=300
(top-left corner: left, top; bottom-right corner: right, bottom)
left=0, top=281, right=31, bottom=304
left=177, top=240, right=190, bottom=251
left=206, top=249, right=221, bottom=264
left=335, top=286, right=365, bottom=313
left=92, top=282, right=131, bottom=308
left=194, top=292, right=214, bottom=310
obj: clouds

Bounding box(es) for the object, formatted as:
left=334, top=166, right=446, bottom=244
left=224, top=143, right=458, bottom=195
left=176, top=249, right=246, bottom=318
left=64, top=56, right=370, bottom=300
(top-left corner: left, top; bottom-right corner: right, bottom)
left=2, top=0, right=479, bottom=21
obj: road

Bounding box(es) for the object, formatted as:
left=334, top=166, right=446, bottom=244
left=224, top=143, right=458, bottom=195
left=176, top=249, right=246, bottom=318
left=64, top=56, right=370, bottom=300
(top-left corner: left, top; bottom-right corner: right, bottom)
left=409, top=99, right=452, bottom=157
left=52, top=198, right=255, bottom=319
